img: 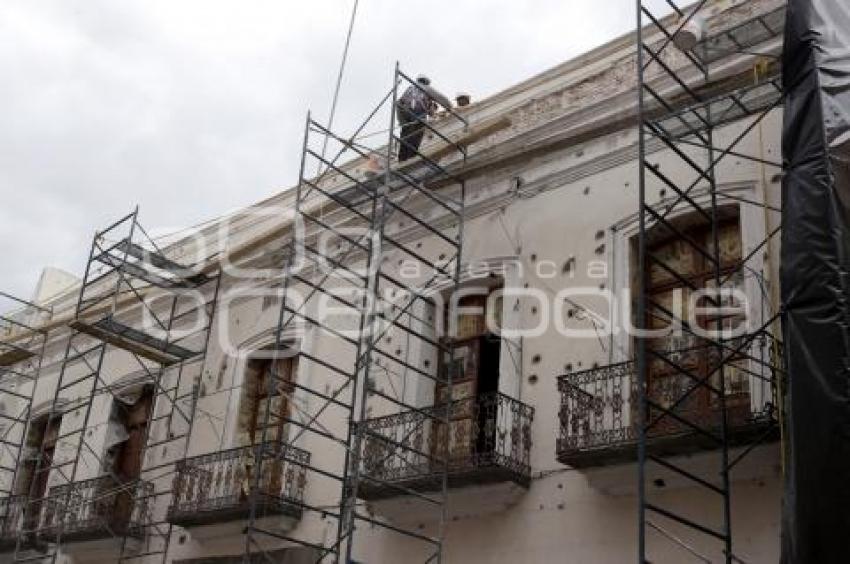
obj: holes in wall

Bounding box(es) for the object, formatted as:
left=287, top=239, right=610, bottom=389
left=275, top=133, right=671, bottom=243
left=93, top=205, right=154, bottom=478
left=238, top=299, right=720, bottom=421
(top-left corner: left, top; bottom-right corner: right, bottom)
left=216, top=358, right=228, bottom=391
left=531, top=354, right=542, bottom=365
left=262, top=294, right=278, bottom=311
left=511, top=176, right=525, bottom=192
left=528, top=374, right=538, bottom=385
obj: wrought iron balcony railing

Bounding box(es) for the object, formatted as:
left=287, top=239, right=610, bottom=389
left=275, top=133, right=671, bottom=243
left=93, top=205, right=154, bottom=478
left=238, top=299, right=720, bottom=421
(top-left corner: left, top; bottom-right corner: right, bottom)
left=557, top=342, right=781, bottom=468
left=358, top=391, right=534, bottom=500
left=167, top=441, right=310, bottom=527
left=39, top=476, right=153, bottom=542
left=0, top=495, right=26, bottom=550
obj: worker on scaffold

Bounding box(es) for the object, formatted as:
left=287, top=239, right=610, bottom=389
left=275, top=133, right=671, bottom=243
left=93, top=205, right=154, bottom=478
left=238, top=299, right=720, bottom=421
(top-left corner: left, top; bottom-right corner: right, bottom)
left=395, top=74, right=452, bottom=162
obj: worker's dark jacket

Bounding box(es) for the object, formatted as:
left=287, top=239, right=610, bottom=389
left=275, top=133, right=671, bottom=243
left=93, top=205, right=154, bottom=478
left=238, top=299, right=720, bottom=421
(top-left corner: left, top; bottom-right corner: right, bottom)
left=398, top=85, right=432, bottom=118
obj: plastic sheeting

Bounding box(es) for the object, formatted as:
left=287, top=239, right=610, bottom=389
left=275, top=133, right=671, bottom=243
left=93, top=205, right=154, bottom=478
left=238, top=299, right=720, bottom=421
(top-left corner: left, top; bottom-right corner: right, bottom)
left=780, top=0, right=850, bottom=562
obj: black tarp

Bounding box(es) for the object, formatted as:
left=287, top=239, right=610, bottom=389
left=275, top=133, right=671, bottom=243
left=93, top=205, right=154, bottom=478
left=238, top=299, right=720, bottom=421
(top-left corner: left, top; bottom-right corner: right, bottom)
left=781, top=0, right=850, bottom=562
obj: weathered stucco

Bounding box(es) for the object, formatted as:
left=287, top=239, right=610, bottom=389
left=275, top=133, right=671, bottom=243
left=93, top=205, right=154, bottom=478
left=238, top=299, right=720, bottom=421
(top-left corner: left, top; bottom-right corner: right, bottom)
left=0, top=0, right=786, bottom=562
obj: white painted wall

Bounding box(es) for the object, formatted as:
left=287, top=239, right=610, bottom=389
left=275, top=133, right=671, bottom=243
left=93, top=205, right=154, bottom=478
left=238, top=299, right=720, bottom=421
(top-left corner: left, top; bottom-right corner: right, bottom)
left=0, top=0, right=786, bottom=561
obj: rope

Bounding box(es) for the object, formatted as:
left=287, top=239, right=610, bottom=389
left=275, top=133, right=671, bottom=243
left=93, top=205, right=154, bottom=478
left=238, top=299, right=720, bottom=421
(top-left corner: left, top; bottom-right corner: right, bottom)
left=317, top=0, right=360, bottom=174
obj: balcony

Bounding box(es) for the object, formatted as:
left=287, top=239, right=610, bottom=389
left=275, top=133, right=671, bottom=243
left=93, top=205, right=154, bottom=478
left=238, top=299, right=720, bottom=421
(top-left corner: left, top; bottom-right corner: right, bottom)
left=167, top=442, right=309, bottom=529
left=357, top=391, right=534, bottom=502
left=39, top=476, right=153, bottom=543
left=1, top=495, right=53, bottom=555
left=556, top=360, right=779, bottom=469
left=0, top=495, right=26, bottom=552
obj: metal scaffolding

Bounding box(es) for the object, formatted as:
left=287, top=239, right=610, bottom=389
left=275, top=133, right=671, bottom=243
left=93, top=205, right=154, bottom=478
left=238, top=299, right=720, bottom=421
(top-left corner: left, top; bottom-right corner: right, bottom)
left=635, top=2, right=786, bottom=563
left=12, top=209, right=220, bottom=564
left=0, top=292, right=50, bottom=546
left=243, top=64, right=468, bottom=563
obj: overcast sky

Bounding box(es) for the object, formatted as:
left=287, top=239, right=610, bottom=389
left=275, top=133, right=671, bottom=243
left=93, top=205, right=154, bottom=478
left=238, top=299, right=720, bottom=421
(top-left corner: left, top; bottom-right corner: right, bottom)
left=0, top=0, right=672, bottom=301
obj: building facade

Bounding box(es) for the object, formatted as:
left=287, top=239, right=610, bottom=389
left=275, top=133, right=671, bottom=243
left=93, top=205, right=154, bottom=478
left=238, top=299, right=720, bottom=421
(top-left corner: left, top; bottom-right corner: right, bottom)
left=0, top=0, right=786, bottom=562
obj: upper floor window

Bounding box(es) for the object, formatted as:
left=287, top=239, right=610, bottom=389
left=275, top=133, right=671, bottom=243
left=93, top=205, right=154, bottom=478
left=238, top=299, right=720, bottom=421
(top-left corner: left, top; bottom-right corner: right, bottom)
left=237, top=355, right=298, bottom=446
left=20, top=415, right=61, bottom=498
left=639, top=210, right=750, bottom=430
left=440, top=286, right=503, bottom=399
left=104, top=386, right=155, bottom=483
left=13, top=413, right=61, bottom=530
left=436, top=285, right=503, bottom=458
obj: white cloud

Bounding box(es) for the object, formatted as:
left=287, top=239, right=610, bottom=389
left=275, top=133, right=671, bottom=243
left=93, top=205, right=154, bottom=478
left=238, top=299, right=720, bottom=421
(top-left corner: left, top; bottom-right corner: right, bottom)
left=0, top=0, right=673, bottom=300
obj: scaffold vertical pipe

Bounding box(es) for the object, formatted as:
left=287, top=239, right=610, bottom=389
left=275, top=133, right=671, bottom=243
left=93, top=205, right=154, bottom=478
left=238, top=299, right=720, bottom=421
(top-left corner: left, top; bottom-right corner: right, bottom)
left=242, top=62, right=468, bottom=563
left=635, top=1, right=787, bottom=562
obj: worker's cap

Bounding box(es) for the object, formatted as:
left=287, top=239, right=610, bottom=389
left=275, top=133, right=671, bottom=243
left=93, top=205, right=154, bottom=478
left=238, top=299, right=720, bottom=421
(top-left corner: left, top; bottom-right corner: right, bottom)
left=416, top=74, right=431, bottom=85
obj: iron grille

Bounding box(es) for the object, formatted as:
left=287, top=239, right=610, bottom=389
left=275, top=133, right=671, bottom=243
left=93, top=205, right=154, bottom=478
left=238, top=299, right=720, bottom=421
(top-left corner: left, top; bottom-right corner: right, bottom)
left=40, top=476, right=153, bottom=541
left=557, top=335, right=782, bottom=465
left=360, top=391, right=534, bottom=493
left=168, top=442, right=309, bottom=523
